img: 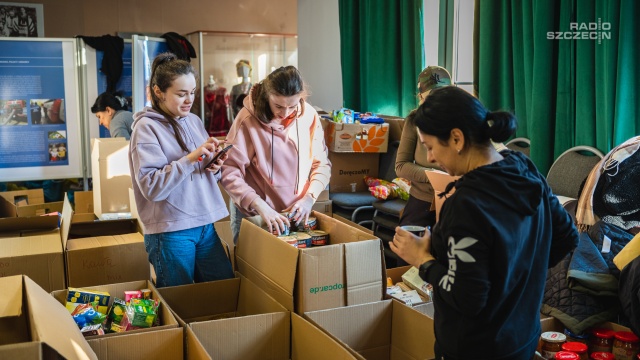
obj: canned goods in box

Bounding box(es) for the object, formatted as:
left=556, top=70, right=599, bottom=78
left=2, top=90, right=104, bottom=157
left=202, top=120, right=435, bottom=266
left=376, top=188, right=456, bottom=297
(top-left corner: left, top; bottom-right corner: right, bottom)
left=308, top=230, right=329, bottom=246
left=278, top=235, right=298, bottom=248
left=295, top=233, right=312, bottom=248
left=303, top=217, right=318, bottom=231
left=267, top=223, right=290, bottom=236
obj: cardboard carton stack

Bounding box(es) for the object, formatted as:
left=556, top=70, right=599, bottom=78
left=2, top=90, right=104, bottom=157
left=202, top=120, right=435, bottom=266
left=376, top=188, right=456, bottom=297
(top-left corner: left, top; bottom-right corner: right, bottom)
left=0, top=188, right=62, bottom=233
left=61, top=192, right=149, bottom=287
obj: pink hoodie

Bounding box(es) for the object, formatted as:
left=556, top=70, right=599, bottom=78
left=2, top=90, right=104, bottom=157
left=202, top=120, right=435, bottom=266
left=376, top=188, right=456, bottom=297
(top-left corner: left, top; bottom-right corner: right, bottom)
left=221, top=94, right=331, bottom=215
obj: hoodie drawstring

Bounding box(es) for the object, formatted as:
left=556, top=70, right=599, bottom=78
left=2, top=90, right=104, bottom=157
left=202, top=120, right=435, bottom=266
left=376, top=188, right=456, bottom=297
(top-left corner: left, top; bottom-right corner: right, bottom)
left=269, top=119, right=301, bottom=194
left=182, top=117, right=203, bottom=180
left=270, top=127, right=274, bottom=184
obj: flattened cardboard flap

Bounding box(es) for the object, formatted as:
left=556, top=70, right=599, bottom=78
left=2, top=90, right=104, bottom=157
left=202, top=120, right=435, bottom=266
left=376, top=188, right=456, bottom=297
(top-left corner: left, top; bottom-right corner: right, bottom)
left=291, top=313, right=360, bottom=360
left=23, top=276, right=98, bottom=359
left=0, top=276, right=23, bottom=318
left=236, top=219, right=299, bottom=312
left=304, top=300, right=392, bottom=355
left=344, top=240, right=384, bottom=306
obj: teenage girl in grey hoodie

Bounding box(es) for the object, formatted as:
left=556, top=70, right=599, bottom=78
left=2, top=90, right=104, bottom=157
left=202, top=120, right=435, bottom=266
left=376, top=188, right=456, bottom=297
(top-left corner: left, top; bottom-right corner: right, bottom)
left=128, top=52, right=233, bottom=287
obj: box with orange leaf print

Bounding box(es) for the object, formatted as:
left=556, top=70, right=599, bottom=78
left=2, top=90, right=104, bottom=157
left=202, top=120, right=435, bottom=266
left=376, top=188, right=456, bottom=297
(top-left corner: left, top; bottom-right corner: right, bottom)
left=321, top=118, right=389, bottom=153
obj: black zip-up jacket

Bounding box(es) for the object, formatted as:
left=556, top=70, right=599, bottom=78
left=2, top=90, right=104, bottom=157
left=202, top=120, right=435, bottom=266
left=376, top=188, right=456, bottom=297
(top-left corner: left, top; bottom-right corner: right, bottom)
left=422, top=150, right=579, bottom=360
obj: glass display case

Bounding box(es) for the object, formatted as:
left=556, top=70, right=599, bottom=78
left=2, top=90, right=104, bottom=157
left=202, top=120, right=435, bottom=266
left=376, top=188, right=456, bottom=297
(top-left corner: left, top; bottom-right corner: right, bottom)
left=185, top=31, right=298, bottom=136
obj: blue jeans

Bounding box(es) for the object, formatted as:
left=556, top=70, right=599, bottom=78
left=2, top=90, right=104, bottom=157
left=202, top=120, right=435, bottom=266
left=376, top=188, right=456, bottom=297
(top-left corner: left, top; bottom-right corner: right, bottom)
left=144, top=224, right=234, bottom=287
left=229, top=201, right=248, bottom=245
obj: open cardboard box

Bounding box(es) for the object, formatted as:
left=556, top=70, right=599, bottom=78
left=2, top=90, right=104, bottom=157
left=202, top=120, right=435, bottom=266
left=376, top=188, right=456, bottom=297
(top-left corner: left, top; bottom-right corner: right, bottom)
left=321, top=118, right=390, bottom=153
left=61, top=193, right=149, bottom=287
left=0, top=275, right=97, bottom=359
left=159, top=273, right=290, bottom=360
left=0, top=189, right=62, bottom=233
left=303, top=299, right=436, bottom=360
left=328, top=151, right=380, bottom=193
left=236, top=211, right=385, bottom=314
left=51, top=279, right=179, bottom=340
left=0, top=229, right=65, bottom=292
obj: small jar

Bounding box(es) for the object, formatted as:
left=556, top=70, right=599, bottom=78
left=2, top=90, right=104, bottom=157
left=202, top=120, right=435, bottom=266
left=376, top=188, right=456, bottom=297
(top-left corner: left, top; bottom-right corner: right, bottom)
left=555, top=351, right=580, bottom=360
left=562, top=342, right=588, bottom=360
left=565, top=328, right=589, bottom=345
left=589, top=352, right=614, bottom=360
left=541, top=332, right=567, bottom=359
left=612, top=331, right=640, bottom=360
left=589, top=328, right=615, bottom=354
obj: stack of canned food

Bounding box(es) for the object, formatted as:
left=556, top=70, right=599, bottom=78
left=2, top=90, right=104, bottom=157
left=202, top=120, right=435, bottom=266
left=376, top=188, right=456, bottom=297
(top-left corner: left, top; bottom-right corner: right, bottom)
left=264, top=214, right=330, bottom=248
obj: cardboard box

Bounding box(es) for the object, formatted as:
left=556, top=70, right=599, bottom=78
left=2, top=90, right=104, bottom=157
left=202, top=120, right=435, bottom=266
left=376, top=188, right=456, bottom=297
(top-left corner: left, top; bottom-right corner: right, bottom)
left=51, top=279, right=179, bottom=340
left=385, top=265, right=411, bottom=285
left=236, top=211, right=384, bottom=314
left=91, top=138, right=132, bottom=219
left=291, top=313, right=359, bottom=360
left=312, top=199, right=332, bottom=216
left=322, top=118, right=389, bottom=153
left=328, top=151, right=380, bottom=193
left=425, top=170, right=459, bottom=222
left=87, top=327, right=183, bottom=360
left=303, top=299, right=435, bottom=360
left=161, top=274, right=290, bottom=360
left=61, top=193, right=150, bottom=287
left=0, top=229, right=65, bottom=292
left=0, top=275, right=97, bottom=359
left=0, top=189, right=62, bottom=233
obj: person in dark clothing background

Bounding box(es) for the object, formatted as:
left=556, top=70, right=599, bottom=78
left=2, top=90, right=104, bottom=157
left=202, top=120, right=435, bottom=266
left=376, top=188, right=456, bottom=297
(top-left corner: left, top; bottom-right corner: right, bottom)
left=390, top=86, right=579, bottom=360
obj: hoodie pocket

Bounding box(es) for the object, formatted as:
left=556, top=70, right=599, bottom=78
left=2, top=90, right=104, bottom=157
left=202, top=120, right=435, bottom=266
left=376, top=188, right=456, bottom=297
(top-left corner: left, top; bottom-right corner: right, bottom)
left=164, top=190, right=198, bottom=218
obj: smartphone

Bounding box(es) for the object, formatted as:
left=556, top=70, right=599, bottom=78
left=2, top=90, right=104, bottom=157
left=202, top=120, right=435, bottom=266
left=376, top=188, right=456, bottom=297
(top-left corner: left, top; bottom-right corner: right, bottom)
left=206, top=144, right=233, bottom=169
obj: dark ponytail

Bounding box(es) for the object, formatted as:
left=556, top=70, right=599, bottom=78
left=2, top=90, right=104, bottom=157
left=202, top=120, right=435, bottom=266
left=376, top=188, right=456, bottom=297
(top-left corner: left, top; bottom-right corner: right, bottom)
left=91, top=90, right=129, bottom=113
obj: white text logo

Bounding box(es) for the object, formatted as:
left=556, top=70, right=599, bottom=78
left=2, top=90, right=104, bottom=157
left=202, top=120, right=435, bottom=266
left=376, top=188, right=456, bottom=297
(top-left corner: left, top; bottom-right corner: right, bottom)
left=439, top=236, right=477, bottom=291
left=547, top=19, right=611, bottom=44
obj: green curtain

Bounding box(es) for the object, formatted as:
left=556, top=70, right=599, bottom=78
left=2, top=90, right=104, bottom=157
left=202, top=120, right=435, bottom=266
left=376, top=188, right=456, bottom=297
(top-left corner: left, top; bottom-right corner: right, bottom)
left=475, top=0, right=640, bottom=173
left=339, top=0, right=424, bottom=118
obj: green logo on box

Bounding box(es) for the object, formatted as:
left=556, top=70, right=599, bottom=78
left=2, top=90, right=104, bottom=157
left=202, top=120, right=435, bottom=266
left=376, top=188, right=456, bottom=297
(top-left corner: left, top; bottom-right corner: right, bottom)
left=309, top=283, right=344, bottom=294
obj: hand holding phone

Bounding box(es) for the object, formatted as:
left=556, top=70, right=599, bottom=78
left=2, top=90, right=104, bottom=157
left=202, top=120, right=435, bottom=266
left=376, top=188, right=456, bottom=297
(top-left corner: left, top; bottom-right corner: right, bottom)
left=206, top=144, right=233, bottom=169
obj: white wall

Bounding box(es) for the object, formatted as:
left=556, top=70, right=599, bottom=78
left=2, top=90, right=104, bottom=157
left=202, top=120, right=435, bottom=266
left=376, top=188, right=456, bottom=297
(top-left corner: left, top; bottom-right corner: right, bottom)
left=297, top=0, right=343, bottom=112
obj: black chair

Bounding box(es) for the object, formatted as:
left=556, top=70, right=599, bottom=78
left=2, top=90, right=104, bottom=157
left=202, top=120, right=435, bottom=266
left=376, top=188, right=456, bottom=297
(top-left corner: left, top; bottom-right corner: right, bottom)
left=546, top=145, right=604, bottom=199
left=505, top=137, right=531, bottom=157
left=368, top=141, right=407, bottom=267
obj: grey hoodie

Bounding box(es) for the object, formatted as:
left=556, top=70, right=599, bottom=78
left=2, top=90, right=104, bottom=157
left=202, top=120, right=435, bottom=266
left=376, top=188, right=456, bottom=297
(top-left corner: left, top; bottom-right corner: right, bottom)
left=129, top=107, right=228, bottom=234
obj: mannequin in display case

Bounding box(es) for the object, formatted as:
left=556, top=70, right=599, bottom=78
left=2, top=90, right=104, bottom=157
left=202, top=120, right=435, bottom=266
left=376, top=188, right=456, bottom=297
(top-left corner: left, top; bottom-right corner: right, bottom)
left=229, top=60, right=252, bottom=122
left=204, top=75, right=230, bottom=137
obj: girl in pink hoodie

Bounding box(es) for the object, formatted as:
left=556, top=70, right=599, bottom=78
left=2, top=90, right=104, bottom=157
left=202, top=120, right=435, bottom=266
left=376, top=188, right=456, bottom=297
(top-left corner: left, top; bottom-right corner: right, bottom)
left=221, top=66, right=331, bottom=244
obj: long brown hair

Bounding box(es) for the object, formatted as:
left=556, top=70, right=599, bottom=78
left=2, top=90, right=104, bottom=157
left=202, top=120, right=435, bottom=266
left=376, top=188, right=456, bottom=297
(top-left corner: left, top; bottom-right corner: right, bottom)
left=252, top=66, right=307, bottom=124
left=149, top=52, right=197, bottom=152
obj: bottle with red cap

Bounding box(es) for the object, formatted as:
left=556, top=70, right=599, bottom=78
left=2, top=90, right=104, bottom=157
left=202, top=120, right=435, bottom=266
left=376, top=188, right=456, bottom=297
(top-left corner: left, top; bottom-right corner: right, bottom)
left=562, top=342, right=588, bottom=360
left=612, top=331, right=640, bottom=360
